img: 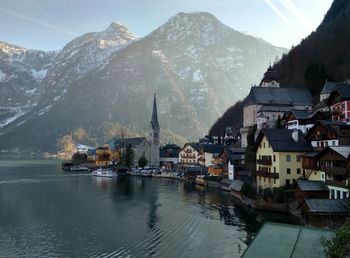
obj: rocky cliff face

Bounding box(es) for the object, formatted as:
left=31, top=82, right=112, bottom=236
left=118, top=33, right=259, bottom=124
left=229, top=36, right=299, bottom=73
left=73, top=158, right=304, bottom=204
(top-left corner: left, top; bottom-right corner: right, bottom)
left=0, top=12, right=285, bottom=152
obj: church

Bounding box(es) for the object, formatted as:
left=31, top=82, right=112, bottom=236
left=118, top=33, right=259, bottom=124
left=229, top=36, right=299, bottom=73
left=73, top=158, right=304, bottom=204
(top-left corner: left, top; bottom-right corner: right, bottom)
left=240, top=66, right=313, bottom=147
left=108, top=93, right=160, bottom=167
left=149, top=93, right=160, bottom=167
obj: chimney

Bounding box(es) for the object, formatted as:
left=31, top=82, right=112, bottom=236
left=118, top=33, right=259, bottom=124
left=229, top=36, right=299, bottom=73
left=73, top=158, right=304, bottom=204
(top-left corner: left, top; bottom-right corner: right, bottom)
left=292, top=129, right=299, bottom=142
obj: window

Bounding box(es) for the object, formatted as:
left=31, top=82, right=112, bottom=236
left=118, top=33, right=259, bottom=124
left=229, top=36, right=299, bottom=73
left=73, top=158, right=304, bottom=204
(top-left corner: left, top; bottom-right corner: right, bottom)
left=331, top=189, right=335, bottom=199
left=296, top=156, right=301, bottom=162
left=337, top=190, right=341, bottom=199
left=286, top=179, right=290, bottom=187
left=263, top=143, right=266, bottom=148
left=297, top=168, right=301, bottom=174
left=325, top=141, right=328, bottom=147
left=273, top=167, right=276, bottom=173
left=332, top=141, right=336, bottom=146
left=273, top=155, right=276, bottom=162
left=287, top=168, right=291, bottom=174
left=286, top=155, right=291, bottom=162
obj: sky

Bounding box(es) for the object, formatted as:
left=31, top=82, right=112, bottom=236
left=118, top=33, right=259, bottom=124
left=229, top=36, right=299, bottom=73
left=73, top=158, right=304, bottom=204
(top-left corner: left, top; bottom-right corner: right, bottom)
left=0, top=0, right=333, bottom=51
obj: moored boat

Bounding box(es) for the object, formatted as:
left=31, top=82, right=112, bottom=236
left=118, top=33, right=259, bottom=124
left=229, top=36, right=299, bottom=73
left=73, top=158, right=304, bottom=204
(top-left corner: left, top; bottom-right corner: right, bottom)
left=91, top=168, right=118, bottom=178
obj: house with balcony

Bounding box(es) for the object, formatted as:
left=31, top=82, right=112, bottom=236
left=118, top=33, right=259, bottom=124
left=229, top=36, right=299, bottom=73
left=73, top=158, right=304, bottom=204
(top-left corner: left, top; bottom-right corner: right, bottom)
left=327, top=83, right=350, bottom=123
left=315, top=146, right=350, bottom=199
left=301, top=151, right=325, bottom=181
left=304, top=120, right=350, bottom=149
left=159, top=144, right=180, bottom=169
left=283, top=110, right=326, bottom=134
left=255, top=129, right=313, bottom=189
left=179, top=143, right=200, bottom=166
left=198, top=144, right=225, bottom=168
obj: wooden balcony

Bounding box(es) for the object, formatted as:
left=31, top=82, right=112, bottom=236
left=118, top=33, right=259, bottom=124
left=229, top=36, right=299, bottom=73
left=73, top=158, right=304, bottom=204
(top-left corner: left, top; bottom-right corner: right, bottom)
left=326, top=180, right=348, bottom=189
left=257, top=159, right=272, bottom=165
left=256, top=170, right=279, bottom=178
left=324, top=167, right=347, bottom=175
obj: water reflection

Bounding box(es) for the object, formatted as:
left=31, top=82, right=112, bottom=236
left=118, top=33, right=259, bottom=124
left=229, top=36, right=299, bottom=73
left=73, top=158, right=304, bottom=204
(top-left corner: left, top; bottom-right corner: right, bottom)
left=0, top=162, right=296, bottom=257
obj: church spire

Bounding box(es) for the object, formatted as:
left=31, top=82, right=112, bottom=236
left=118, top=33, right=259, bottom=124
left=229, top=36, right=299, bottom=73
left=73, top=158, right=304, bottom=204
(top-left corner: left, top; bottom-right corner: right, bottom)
left=151, top=93, right=159, bottom=129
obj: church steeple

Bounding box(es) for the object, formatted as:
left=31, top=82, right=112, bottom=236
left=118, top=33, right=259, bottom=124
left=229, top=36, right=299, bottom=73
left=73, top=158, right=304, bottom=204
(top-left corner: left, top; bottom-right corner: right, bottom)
left=150, top=93, right=160, bottom=167
left=151, top=93, right=159, bottom=129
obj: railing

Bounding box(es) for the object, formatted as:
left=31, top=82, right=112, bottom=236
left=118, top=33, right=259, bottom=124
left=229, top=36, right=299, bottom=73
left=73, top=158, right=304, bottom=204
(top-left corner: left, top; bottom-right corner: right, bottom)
left=326, top=180, right=347, bottom=188
left=257, top=159, right=272, bottom=165
left=256, top=170, right=279, bottom=178
left=324, top=167, right=347, bottom=175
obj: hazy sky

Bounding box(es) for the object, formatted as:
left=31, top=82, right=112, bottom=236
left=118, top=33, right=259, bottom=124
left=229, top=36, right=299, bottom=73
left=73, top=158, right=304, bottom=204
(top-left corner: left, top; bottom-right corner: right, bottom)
left=0, top=0, right=333, bottom=51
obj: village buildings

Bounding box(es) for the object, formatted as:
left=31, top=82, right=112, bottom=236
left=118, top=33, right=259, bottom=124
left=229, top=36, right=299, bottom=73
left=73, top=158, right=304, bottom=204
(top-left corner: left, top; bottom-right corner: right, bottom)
left=255, top=128, right=313, bottom=189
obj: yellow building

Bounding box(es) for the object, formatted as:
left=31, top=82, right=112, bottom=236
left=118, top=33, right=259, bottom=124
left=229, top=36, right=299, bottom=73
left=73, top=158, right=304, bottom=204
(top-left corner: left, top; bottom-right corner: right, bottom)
left=255, top=129, right=313, bottom=189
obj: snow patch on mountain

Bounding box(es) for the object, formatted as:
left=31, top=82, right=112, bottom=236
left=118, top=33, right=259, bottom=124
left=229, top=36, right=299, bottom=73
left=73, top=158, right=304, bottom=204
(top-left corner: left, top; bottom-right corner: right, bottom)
left=31, top=69, right=48, bottom=80
left=0, top=70, right=6, bottom=81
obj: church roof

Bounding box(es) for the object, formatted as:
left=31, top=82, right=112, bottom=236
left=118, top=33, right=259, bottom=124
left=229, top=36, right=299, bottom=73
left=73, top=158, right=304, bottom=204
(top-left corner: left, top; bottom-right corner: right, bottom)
left=244, top=87, right=313, bottom=107
left=151, top=93, right=159, bottom=129
left=259, top=65, right=279, bottom=85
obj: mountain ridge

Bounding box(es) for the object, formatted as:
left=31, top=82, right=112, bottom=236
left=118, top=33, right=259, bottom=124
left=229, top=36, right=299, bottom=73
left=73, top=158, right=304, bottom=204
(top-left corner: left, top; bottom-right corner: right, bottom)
left=0, top=12, right=285, bottom=153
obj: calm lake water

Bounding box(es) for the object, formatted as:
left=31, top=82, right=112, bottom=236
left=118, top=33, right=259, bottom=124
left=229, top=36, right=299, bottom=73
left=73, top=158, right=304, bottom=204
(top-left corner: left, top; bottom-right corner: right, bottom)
left=0, top=160, right=293, bottom=257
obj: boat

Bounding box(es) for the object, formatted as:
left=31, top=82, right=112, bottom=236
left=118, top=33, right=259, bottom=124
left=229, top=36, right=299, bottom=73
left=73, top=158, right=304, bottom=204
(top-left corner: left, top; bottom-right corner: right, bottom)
left=91, top=168, right=118, bottom=178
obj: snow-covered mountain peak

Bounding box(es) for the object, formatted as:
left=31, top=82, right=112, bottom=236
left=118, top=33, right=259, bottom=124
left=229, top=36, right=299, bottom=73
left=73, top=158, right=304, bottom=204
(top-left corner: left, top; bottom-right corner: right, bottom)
left=151, top=12, right=234, bottom=46
left=0, top=41, right=26, bottom=56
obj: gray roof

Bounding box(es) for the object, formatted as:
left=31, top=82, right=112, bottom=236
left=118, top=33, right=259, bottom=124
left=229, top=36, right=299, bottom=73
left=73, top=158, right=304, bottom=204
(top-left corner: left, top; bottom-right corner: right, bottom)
left=287, top=110, right=316, bottom=120
left=243, top=222, right=333, bottom=258
left=297, top=180, right=328, bottom=191
left=258, top=105, right=292, bottom=113
left=332, top=84, right=350, bottom=100
left=200, top=144, right=224, bottom=154
left=230, top=147, right=246, bottom=154
left=244, top=87, right=313, bottom=107
left=305, top=199, right=348, bottom=214
left=229, top=180, right=244, bottom=191
left=329, top=146, right=350, bottom=158
left=320, top=81, right=338, bottom=94
left=256, top=129, right=313, bottom=152
left=303, top=152, right=320, bottom=158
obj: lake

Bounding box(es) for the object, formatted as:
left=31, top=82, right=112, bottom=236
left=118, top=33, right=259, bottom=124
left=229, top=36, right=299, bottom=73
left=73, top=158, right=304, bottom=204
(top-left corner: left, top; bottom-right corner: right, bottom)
left=0, top=160, right=290, bottom=257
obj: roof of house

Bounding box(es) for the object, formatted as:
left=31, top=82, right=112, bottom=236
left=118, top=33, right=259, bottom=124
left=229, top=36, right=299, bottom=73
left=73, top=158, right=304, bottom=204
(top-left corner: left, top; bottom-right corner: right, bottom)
left=180, top=142, right=200, bottom=152
left=244, top=87, right=313, bottom=107
left=113, top=137, right=149, bottom=148
left=305, top=120, right=350, bottom=140
left=242, top=222, right=333, bottom=258
left=304, top=198, right=348, bottom=214
left=257, top=105, right=292, bottom=113
left=229, top=180, right=244, bottom=191
left=200, top=144, right=225, bottom=154
left=315, top=146, right=350, bottom=159
left=329, top=146, right=350, bottom=158
left=296, top=180, right=328, bottom=191
left=320, top=81, right=339, bottom=95
left=160, top=144, right=180, bottom=158
left=286, top=110, right=318, bottom=120
left=303, top=151, right=320, bottom=158
left=256, top=129, right=313, bottom=152
left=327, top=84, right=350, bottom=105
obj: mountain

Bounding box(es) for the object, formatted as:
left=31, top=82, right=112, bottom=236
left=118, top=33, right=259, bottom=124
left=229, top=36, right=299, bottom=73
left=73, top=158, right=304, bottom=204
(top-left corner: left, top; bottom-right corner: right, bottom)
left=273, top=0, right=350, bottom=94
left=39, top=21, right=137, bottom=109
left=0, top=42, right=56, bottom=128
left=209, top=0, right=350, bottom=137
left=0, top=12, right=285, bottom=153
